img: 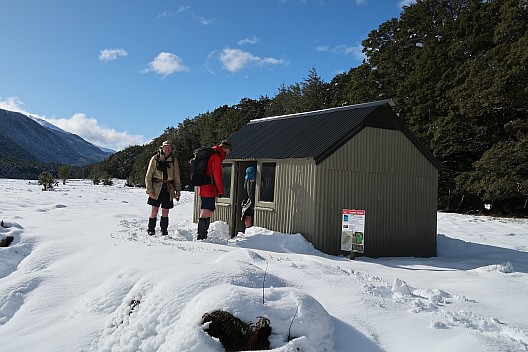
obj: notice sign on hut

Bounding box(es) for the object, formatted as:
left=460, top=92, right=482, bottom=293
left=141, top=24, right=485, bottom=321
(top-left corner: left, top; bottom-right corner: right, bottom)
left=340, top=209, right=366, bottom=253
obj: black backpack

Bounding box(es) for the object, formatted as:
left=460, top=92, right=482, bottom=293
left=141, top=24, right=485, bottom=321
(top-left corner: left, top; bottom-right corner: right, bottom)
left=188, top=147, right=216, bottom=186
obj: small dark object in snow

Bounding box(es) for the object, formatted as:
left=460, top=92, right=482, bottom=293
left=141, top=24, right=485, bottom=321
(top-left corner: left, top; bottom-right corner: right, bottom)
left=0, top=236, right=14, bottom=247
left=202, top=310, right=272, bottom=351
left=246, top=316, right=271, bottom=350
left=129, top=299, right=140, bottom=315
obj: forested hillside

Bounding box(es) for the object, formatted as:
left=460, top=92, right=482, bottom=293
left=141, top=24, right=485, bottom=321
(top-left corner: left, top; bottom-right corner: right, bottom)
left=92, top=0, right=527, bottom=216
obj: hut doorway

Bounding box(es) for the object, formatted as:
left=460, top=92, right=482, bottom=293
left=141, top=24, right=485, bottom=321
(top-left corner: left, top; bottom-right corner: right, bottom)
left=232, top=160, right=257, bottom=237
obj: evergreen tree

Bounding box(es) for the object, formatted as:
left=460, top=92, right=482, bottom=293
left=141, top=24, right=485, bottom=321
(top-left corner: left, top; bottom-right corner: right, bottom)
left=329, top=64, right=385, bottom=107
left=300, top=68, right=331, bottom=111
left=38, top=171, right=55, bottom=191
left=362, top=17, right=402, bottom=99
left=96, top=145, right=144, bottom=179
left=267, top=83, right=304, bottom=116
left=58, top=164, right=71, bottom=185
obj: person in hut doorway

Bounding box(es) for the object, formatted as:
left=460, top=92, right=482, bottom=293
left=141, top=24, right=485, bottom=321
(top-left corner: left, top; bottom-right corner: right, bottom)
left=197, top=140, right=232, bottom=240
left=145, top=141, right=182, bottom=236
left=242, top=166, right=256, bottom=229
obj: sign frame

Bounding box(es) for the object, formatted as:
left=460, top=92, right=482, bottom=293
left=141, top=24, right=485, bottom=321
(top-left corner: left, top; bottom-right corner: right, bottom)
left=340, top=209, right=365, bottom=255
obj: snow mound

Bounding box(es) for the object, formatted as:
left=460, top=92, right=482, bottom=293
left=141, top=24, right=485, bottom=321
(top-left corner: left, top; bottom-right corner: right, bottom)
left=162, top=284, right=335, bottom=352
left=473, top=262, right=514, bottom=273
left=0, top=223, right=33, bottom=279
left=231, top=227, right=320, bottom=255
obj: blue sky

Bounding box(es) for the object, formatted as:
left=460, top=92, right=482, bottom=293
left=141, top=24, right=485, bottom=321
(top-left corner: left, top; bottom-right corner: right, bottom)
left=0, top=0, right=412, bottom=151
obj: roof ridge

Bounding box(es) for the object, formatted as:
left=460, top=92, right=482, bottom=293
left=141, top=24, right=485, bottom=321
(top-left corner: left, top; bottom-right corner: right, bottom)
left=248, top=99, right=395, bottom=124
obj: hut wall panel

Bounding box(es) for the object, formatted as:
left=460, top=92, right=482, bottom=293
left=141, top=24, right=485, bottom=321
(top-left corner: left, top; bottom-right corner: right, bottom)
left=315, top=127, right=438, bottom=256
left=254, top=158, right=317, bottom=237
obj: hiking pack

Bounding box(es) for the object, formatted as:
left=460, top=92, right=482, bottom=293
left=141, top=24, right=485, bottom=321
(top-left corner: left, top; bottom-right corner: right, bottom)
left=188, top=147, right=216, bottom=186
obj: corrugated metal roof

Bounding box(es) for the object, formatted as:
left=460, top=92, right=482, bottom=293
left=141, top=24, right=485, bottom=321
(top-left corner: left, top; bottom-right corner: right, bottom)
left=226, top=99, right=441, bottom=168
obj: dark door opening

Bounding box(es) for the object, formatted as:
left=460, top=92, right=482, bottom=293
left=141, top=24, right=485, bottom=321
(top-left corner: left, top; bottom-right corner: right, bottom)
left=232, top=161, right=257, bottom=237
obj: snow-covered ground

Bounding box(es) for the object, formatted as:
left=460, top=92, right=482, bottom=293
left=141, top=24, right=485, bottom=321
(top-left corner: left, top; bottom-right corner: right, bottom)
left=0, top=179, right=527, bottom=351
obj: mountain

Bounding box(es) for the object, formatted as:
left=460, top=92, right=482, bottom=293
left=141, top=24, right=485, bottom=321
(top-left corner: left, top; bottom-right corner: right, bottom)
left=27, top=114, right=116, bottom=154
left=27, top=114, right=66, bottom=133
left=98, top=146, right=117, bottom=154
left=0, top=108, right=113, bottom=167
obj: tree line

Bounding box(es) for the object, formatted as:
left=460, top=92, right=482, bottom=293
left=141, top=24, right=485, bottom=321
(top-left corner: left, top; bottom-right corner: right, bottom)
left=88, top=0, right=527, bottom=216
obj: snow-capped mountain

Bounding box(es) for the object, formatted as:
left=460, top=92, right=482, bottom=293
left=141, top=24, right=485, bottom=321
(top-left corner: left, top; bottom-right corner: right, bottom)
left=27, top=114, right=115, bottom=154
left=27, top=114, right=65, bottom=133
left=0, top=108, right=113, bottom=166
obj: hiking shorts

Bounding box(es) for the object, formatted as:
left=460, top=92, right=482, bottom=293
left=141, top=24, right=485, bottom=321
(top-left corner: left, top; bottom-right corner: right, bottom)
left=200, top=196, right=216, bottom=211
left=147, top=187, right=174, bottom=209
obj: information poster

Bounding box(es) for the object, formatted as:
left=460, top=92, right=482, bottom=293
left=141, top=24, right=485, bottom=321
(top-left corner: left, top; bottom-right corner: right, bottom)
left=340, top=209, right=365, bottom=253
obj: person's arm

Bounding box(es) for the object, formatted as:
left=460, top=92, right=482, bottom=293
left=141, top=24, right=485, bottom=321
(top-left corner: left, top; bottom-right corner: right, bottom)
left=172, top=158, right=182, bottom=200
left=210, top=155, right=224, bottom=196
left=248, top=180, right=256, bottom=202
left=145, top=157, right=156, bottom=197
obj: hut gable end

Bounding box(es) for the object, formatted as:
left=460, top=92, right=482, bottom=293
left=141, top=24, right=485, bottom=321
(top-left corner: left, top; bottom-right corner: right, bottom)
left=226, top=99, right=439, bottom=168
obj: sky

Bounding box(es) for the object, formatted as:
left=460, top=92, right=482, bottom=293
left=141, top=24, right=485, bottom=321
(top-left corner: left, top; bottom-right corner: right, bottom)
left=0, top=0, right=414, bottom=151
left=1, top=178, right=527, bottom=351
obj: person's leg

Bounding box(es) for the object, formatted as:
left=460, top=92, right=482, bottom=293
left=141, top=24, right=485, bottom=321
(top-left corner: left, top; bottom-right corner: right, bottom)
left=160, top=216, right=169, bottom=236
left=198, top=197, right=215, bottom=239
left=197, top=217, right=211, bottom=239
left=148, top=206, right=158, bottom=235
left=244, top=216, right=253, bottom=228
left=159, top=188, right=173, bottom=236
left=147, top=194, right=161, bottom=236
left=200, top=209, right=213, bottom=218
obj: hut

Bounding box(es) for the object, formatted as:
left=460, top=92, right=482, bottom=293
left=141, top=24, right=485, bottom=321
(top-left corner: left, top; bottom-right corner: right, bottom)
left=193, top=99, right=442, bottom=257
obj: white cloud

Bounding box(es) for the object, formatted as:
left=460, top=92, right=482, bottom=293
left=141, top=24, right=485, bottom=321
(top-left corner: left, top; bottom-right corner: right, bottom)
left=158, top=6, right=191, bottom=18
left=0, top=97, right=148, bottom=151
left=144, top=52, right=190, bottom=77
left=46, top=114, right=148, bottom=151
left=194, top=15, right=214, bottom=25
left=177, top=5, right=191, bottom=13
left=0, top=96, right=26, bottom=114
left=399, top=0, right=416, bottom=7
left=98, top=48, right=128, bottom=62
left=219, top=48, right=285, bottom=73
left=279, top=0, right=315, bottom=4
left=315, top=43, right=365, bottom=62
left=334, top=44, right=365, bottom=61
left=238, top=36, right=259, bottom=46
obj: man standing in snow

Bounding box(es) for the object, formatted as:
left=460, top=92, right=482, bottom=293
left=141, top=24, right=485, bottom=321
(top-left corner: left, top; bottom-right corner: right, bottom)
left=197, top=140, right=232, bottom=240
left=145, top=141, right=182, bottom=236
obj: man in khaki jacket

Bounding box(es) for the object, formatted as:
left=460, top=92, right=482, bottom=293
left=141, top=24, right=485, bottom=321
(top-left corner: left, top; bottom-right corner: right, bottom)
left=145, top=141, right=182, bottom=236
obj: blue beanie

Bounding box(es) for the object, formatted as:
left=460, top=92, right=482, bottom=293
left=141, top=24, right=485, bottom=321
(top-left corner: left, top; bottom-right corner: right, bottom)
left=245, top=166, right=256, bottom=181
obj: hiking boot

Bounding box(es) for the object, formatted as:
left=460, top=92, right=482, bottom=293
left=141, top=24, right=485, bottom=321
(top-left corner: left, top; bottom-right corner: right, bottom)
left=147, top=217, right=156, bottom=236
left=197, top=217, right=210, bottom=240
left=160, top=217, right=169, bottom=236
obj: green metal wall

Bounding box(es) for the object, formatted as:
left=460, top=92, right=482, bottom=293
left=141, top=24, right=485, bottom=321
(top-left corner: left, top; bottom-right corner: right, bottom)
left=314, top=127, right=438, bottom=257
left=253, top=158, right=317, bottom=237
